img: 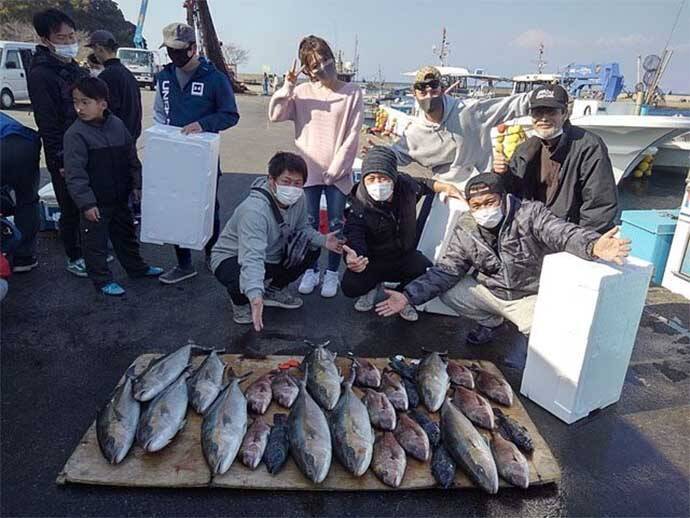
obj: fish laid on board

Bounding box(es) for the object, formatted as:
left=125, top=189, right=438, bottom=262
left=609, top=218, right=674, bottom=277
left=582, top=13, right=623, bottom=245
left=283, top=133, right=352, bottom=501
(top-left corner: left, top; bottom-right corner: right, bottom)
left=372, top=432, right=407, bottom=488
left=201, top=372, right=249, bottom=475
left=493, top=407, right=534, bottom=454
left=440, top=398, right=498, bottom=494
left=381, top=369, right=408, bottom=412
left=288, top=365, right=333, bottom=483
left=263, top=413, right=290, bottom=474
left=402, top=377, right=420, bottom=409
left=491, top=431, right=530, bottom=488
left=431, top=442, right=457, bottom=489
left=133, top=343, right=193, bottom=402
left=96, top=366, right=140, bottom=464
left=301, top=341, right=342, bottom=411
left=188, top=350, right=225, bottom=414
left=471, top=365, right=514, bottom=406
left=328, top=367, right=374, bottom=476
left=239, top=418, right=271, bottom=470
left=409, top=409, right=440, bottom=448
left=447, top=360, right=475, bottom=389
left=452, top=386, right=495, bottom=429
left=136, top=370, right=191, bottom=453
left=388, top=355, right=417, bottom=380
left=245, top=371, right=274, bottom=415
left=348, top=354, right=381, bottom=388
left=416, top=351, right=450, bottom=413
left=394, top=412, right=430, bottom=462
left=271, top=370, right=299, bottom=408
left=362, top=389, right=397, bottom=431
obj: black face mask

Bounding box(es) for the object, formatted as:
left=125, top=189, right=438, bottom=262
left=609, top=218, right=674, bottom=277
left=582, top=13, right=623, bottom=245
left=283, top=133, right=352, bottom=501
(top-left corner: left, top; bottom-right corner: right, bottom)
left=167, top=46, right=193, bottom=68
left=418, top=95, right=443, bottom=114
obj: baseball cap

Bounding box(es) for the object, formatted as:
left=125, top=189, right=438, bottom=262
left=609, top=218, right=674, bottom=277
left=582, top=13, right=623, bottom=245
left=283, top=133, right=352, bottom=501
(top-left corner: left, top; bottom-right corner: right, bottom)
left=529, top=84, right=569, bottom=111
left=415, top=66, right=441, bottom=83
left=465, top=173, right=506, bottom=201
left=160, top=22, right=196, bottom=49
left=86, top=30, right=117, bottom=48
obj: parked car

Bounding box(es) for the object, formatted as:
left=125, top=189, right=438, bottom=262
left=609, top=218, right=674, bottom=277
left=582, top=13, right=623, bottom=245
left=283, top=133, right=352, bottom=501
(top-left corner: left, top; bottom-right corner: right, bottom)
left=0, top=41, right=36, bottom=109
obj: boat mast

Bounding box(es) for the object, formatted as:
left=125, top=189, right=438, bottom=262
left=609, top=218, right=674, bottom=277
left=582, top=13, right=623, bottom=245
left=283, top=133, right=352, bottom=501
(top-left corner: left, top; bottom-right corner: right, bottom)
left=433, top=28, right=450, bottom=67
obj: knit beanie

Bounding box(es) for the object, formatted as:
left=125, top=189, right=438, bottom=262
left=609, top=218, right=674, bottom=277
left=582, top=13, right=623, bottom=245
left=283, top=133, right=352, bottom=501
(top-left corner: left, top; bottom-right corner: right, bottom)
left=362, top=146, right=398, bottom=182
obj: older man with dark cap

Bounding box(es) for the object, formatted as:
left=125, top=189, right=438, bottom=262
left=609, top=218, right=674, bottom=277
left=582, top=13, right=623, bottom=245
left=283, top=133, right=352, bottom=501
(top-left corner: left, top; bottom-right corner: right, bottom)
left=341, top=146, right=461, bottom=321
left=493, top=84, right=618, bottom=234
left=376, top=173, right=631, bottom=343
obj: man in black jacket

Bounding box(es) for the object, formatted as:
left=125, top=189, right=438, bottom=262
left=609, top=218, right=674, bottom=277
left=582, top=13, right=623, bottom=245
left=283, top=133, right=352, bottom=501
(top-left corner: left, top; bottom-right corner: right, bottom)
left=341, top=146, right=462, bottom=321
left=27, top=8, right=88, bottom=276
left=85, top=30, right=142, bottom=141
left=493, top=85, right=618, bottom=234
left=376, top=173, right=630, bottom=344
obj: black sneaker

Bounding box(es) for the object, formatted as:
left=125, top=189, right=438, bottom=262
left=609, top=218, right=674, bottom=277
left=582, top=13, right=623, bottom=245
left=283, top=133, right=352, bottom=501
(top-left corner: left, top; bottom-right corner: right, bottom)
left=159, top=266, right=198, bottom=285
left=466, top=324, right=498, bottom=346
left=12, top=256, right=38, bottom=273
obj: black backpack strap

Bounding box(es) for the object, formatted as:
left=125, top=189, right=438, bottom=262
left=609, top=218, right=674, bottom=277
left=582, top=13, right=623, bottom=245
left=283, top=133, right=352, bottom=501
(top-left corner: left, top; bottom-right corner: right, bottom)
left=251, top=187, right=284, bottom=225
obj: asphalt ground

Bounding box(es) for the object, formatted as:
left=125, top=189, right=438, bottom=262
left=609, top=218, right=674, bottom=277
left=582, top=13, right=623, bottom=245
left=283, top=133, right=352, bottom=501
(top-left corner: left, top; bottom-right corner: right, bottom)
left=1, top=92, right=689, bottom=517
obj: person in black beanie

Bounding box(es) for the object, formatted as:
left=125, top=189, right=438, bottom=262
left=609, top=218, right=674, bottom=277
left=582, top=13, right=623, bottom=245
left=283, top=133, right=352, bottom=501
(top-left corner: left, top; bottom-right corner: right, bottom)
left=341, top=146, right=462, bottom=321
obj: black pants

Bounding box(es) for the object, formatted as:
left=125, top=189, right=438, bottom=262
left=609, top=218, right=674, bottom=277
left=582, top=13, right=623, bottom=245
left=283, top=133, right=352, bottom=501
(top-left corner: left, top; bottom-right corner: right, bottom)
left=341, top=250, right=432, bottom=298
left=80, top=203, right=148, bottom=288
left=0, top=135, right=41, bottom=259
left=47, top=165, right=82, bottom=261
left=214, top=248, right=321, bottom=305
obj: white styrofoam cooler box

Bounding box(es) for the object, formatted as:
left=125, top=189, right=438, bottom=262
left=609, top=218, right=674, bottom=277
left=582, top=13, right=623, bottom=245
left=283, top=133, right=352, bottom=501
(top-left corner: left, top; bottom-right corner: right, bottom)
left=661, top=190, right=690, bottom=299
left=415, top=194, right=468, bottom=316
left=140, top=125, right=220, bottom=250
left=521, top=252, right=653, bottom=424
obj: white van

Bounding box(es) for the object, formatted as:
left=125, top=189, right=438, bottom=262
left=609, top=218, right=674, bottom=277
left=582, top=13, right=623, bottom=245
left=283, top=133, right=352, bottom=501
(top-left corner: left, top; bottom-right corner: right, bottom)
left=0, top=41, right=36, bottom=109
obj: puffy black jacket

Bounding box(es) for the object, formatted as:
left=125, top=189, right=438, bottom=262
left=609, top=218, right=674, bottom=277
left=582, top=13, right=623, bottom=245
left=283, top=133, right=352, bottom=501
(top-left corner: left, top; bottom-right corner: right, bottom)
left=63, top=112, right=140, bottom=211
left=404, top=195, right=601, bottom=303
left=344, top=173, right=434, bottom=260
left=99, top=58, right=142, bottom=140
left=501, top=121, right=618, bottom=234
left=27, top=45, right=88, bottom=172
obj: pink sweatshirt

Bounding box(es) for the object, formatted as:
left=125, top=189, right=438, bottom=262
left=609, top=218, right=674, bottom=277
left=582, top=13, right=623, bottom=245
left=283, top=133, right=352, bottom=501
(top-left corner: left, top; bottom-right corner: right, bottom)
left=268, top=80, right=364, bottom=194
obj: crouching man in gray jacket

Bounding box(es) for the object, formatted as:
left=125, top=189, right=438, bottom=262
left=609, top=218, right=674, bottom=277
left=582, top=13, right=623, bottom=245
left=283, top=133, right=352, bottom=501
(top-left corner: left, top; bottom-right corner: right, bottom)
left=375, top=173, right=631, bottom=345
left=211, top=152, right=343, bottom=331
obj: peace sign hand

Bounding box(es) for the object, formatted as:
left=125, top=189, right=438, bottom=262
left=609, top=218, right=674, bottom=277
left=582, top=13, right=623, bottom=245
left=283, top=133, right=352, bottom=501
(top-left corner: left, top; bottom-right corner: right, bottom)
left=286, top=59, right=304, bottom=85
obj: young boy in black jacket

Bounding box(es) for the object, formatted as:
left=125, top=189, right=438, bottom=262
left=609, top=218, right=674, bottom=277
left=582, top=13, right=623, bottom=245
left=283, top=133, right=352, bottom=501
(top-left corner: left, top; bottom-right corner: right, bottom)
left=63, top=77, right=162, bottom=296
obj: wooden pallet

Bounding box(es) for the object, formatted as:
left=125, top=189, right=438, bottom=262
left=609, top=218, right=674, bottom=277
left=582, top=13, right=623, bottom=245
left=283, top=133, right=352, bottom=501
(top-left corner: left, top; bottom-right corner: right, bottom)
left=57, top=354, right=560, bottom=491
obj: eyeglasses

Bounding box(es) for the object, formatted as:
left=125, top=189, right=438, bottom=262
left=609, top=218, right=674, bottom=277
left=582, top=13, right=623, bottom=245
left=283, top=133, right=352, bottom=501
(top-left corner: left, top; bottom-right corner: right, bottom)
left=414, top=79, right=440, bottom=91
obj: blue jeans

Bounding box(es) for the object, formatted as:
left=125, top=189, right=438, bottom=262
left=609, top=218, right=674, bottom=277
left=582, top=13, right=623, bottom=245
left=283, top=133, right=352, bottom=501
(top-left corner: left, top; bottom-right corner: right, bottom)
left=304, top=185, right=346, bottom=273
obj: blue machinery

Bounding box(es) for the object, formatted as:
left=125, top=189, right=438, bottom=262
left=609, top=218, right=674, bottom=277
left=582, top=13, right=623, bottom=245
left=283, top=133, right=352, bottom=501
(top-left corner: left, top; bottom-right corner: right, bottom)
left=561, top=62, right=624, bottom=102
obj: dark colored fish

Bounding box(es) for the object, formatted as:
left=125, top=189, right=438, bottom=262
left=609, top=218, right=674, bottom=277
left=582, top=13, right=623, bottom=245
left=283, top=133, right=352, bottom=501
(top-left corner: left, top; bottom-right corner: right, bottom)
left=491, top=431, right=530, bottom=489
left=447, top=360, right=475, bottom=389
left=240, top=418, right=271, bottom=470
left=431, top=443, right=456, bottom=489
left=472, top=365, right=514, bottom=406
left=348, top=354, right=381, bottom=388
left=372, top=432, right=407, bottom=488
left=452, top=386, right=495, bottom=429
left=245, top=371, right=274, bottom=415
left=96, top=366, right=140, bottom=464
left=271, top=370, right=299, bottom=408
left=262, top=413, right=290, bottom=475
left=402, top=377, right=420, bottom=409
left=493, top=407, right=534, bottom=454
left=362, top=389, right=397, bottom=431
left=394, top=412, right=430, bottom=462
left=409, top=409, right=440, bottom=448
left=388, top=355, right=417, bottom=380
left=381, top=369, right=408, bottom=411
left=416, top=351, right=450, bottom=413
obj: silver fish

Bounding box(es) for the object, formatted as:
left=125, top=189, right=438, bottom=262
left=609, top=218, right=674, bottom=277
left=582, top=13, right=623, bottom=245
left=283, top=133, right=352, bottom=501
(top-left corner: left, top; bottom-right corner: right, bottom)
left=362, top=389, right=397, bottom=431
left=201, top=373, right=249, bottom=475
left=348, top=354, right=381, bottom=388
left=452, top=386, right=495, bottom=429
left=288, top=365, right=332, bottom=484
left=440, top=398, right=498, bottom=494
left=97, top=366, right=140, bottom=464
left=302, top=341, right=342, bottom=410
left=381, top=369, right=408, bottom=412
left=245, top=372, right=274, bottom=415
left=239, top=418, right=271, bottom=470
left=372, top=432, right=407, bottom=488
left=447, top=360, right=475, bottom=389
left=394, top=412, right=430, bottom=462
left=416, top=351, right=450, bottom=413
left=136, top=370, right=190, bottom=453
left=133, top=343, right=192, bottom=402
left=271, top=370, right=299, bottom=408
left=491, top=431, right=530, bottom=489
left=472, top=365, right=514, bottom=407
left=188, top=350, right=225, bottom=414
left=328, top=367, right=374, bottom=476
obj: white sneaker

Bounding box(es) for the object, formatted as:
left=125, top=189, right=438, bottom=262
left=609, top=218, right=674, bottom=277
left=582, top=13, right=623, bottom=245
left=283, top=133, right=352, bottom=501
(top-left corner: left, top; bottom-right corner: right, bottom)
left=321, top=270, right=339, bottom=298
left=298, top=269, right=320, bottom=294
left=399, top=304, right=419, bottom=322
left=354, top=286, right=379, bottom=312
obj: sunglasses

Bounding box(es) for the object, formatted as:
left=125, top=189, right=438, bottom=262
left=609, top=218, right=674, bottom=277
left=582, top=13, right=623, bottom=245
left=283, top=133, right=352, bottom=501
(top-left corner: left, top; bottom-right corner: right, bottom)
left=414, top=79, right=441, bottom=91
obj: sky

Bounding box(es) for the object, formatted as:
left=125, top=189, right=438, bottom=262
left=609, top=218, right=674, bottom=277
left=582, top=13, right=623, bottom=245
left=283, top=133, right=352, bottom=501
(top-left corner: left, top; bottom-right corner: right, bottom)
left=117, top=0, right=690, bottom=92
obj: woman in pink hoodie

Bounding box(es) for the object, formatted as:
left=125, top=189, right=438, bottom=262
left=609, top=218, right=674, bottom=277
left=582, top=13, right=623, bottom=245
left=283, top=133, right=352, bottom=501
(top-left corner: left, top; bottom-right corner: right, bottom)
left=269, top=35, right=363, bottom=298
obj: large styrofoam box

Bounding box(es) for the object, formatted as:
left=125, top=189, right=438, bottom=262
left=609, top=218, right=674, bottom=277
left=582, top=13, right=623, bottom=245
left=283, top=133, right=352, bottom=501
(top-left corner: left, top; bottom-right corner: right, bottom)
left=662, top=191, right=690, bottom=298
left=620, top=209, right=678, bottom=284
left=520, top=252, right=653, bottom=424
left=415, top=194, right=468, bottom=316
left=140, top=125, right=220, bottom=250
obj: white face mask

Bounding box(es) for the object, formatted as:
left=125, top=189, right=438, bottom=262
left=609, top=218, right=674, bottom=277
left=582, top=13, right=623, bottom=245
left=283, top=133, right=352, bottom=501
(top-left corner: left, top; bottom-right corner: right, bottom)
left=534, top=126, right=563, bottom=140
left=275, top=185, right=303, bottom=206
left=53, top=42, right=79, bottom=59
left=366, top=181, right=394, bottom=202
left=473, top=205, right=504, bottom=228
